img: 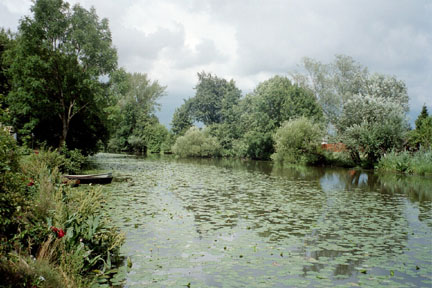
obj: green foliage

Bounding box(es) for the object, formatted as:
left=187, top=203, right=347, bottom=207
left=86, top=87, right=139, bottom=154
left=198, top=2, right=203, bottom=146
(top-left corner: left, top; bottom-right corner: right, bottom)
left=0, top=254, right=64, bottom=288
left=295, top=55, right=408, bottom=126
left=172, top=126, right=221, bottom=158
left=143, top=123, right=169, bottom=153
left=1, top=144, right=124, bottom=287
left=248, top=76, right=323, bottom=129
left=320, top=150, right=355, bottom=167
left=377, top=150, right=432, bottom=175
left=240, top=131, right=274, bottom=160
left=0, top=129, right=27, bottom=242
left=0, top=29, right=14, bottom=124
left=337, top=94, right=408, bottom=166
left=171, top=74, right=324, bottom=160
left=171, top=99, right=193, bottom=136
left=5, top=0, right=117, bottom=151
left=21, top=147, right=86, bottom=175
left=232, top=76, right=323, bottom=159
left=272, top=117, right=324, bottom=164
left=408, top=105, right=432, bottom=149
left=191, top=72, right=241, bottom=125
left=107, top=72, right=166, bottom=153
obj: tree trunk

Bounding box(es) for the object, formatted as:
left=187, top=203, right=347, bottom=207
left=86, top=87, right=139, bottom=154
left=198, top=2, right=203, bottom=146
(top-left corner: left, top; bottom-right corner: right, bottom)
left=59, top=115, right=69, bottom=150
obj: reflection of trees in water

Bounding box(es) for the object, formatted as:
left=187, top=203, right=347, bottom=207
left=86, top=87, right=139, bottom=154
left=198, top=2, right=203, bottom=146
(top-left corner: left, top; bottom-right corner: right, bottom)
left=377, top=173, right=432, bottom=202
left=299, top=169, right=432, bottom=279
left=300, top=184, right=409, bottom=278
left=170, top=161, right=326, bottom=239
left=165, top=158, right=429, bottom=280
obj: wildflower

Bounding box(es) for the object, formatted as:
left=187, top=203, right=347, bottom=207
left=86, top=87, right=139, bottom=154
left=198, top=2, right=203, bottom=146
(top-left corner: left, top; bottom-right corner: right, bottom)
left=51, top=226, right=65, bottom=238
left=38, top=275, right=45, bottom=281
left=27, top=179, right=34, bottom=186
left=57, top=229, right=65, bottom=238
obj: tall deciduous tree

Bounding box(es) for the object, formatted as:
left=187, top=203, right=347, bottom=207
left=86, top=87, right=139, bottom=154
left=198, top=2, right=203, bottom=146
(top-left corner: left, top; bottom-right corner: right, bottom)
left=0, top=29, right=14, bottom=124
left=192, top=72, right=241, bottom=125
left=171, top=99, right=193, bottom=136
left=107, top=72, right=166, bottom=152
left=236, top=76, right=323, bottom=159
left=5, top=0, right=117, bottom=151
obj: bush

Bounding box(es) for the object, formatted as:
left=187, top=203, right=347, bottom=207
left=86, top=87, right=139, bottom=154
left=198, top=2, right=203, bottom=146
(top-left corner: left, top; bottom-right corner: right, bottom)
left=337, top=94, right=408, bottom=166
left=21, top=148, right=86, bottom=176
left=241, top=131, right=274, bottom=160
left=142, top=123, right=169, bottom=153
left=172, top=126, right=221, bottom=157
left=0, top=130, right=28, bottom=243
left=1, top=142, right=124, bottom=287
left=272, top=117, right=324, bottom=165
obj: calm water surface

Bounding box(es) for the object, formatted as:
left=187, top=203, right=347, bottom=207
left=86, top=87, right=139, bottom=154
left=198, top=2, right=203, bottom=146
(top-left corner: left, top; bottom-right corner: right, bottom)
left=91, top=153, right=432, bottom=288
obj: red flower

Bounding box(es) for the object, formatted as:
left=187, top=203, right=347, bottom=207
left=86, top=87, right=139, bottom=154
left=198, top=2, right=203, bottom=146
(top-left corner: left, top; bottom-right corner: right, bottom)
left=57, top=229, right=65, bottom=238
left=27, top=179, right=34, bottom=186
left=51, top=226, right=65, bottom=238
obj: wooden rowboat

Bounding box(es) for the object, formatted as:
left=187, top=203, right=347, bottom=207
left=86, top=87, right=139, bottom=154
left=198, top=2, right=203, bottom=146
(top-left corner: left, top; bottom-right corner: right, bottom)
left=63, top=173, right=113, bottom=185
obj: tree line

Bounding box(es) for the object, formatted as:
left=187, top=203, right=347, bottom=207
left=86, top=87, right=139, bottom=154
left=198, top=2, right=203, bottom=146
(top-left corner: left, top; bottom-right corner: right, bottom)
left=0, top=0, right=430, bottom=169
left=171, top=57, right=430, bottom=168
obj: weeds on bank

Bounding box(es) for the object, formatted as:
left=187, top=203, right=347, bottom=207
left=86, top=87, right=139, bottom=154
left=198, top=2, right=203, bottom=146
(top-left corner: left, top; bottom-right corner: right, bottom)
left=0, top=131, right=125, bottom=287
left=376, top=149, right=432, bottom=175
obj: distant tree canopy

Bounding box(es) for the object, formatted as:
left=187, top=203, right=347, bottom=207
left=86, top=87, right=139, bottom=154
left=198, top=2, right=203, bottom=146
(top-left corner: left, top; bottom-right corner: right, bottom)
left=107, top=70, right=168, bottom=153
left=171, top=73, right=324, bottom=160
left=171, top=56, right=413, bottom=164
left=4, top=0, right=117, bottom=153
left=234, top=76, right=323, bottom=159
left=294, top=55, right=409, bottom=127
left=409, top=104, right=432, bottom=150
left=171, top=99, right=193, bottom=136
left=191, top=72, right=242, bottom=126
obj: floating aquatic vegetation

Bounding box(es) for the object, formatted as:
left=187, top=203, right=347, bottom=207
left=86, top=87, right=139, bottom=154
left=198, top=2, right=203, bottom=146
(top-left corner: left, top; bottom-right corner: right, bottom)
left=93, top=153, right=432, bottom=288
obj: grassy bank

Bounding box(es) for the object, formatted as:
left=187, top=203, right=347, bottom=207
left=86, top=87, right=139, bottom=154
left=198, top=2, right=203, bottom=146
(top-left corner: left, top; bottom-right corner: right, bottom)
left=376, top=150, right=432, bottom=175
left=0, top=131, right=125, bottom=287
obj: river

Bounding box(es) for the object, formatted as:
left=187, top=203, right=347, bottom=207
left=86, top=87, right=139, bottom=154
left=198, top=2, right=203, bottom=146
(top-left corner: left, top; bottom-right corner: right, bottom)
left=90, top=153, right=432, bottom=287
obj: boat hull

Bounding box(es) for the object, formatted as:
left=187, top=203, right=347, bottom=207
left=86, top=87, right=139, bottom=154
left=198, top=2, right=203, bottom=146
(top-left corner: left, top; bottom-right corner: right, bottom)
left=63, top=173, right=113, bottom=185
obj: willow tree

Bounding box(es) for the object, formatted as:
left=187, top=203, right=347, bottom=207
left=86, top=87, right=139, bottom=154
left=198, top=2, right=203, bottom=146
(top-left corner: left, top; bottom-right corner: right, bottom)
left=5, top=0, right=117, bottom=151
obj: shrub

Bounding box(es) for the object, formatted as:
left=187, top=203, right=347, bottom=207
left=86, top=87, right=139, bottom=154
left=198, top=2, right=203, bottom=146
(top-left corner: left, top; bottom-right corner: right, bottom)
left=272, top=117, right=324, bottom=165
left=1, top=142, right=124, bottom=287
left=63, top=148, right=86, bottom=174
left=0, top=130, right=28, bottom=243
left=21, top=148, right=86, bottom=176
left=337, top=94, right=408, bottom=166
left=242, top=131, right=274, bottom=160
left=172, top=126, right=221, bottom=157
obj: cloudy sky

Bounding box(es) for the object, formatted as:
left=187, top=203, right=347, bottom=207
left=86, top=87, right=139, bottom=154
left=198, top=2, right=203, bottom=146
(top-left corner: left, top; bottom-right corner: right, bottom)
left=1, top=0, right=431, bottom=127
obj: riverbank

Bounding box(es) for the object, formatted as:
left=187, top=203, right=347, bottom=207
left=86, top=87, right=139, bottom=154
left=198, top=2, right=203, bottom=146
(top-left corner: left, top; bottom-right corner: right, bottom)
left=376, top=150, right=432, bottom=175
left=0, top=131, right=124, bottom=287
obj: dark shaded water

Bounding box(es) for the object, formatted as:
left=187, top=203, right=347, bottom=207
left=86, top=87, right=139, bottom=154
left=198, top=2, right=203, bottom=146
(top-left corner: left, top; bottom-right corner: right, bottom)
left=91, top=153, right=432, bottom=287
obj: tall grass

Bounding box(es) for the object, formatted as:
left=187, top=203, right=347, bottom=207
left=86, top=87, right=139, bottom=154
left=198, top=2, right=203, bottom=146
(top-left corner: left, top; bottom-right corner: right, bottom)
left=1, top=147, right=125, bottom=287
left=376, top=149, right=432, bottom=175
